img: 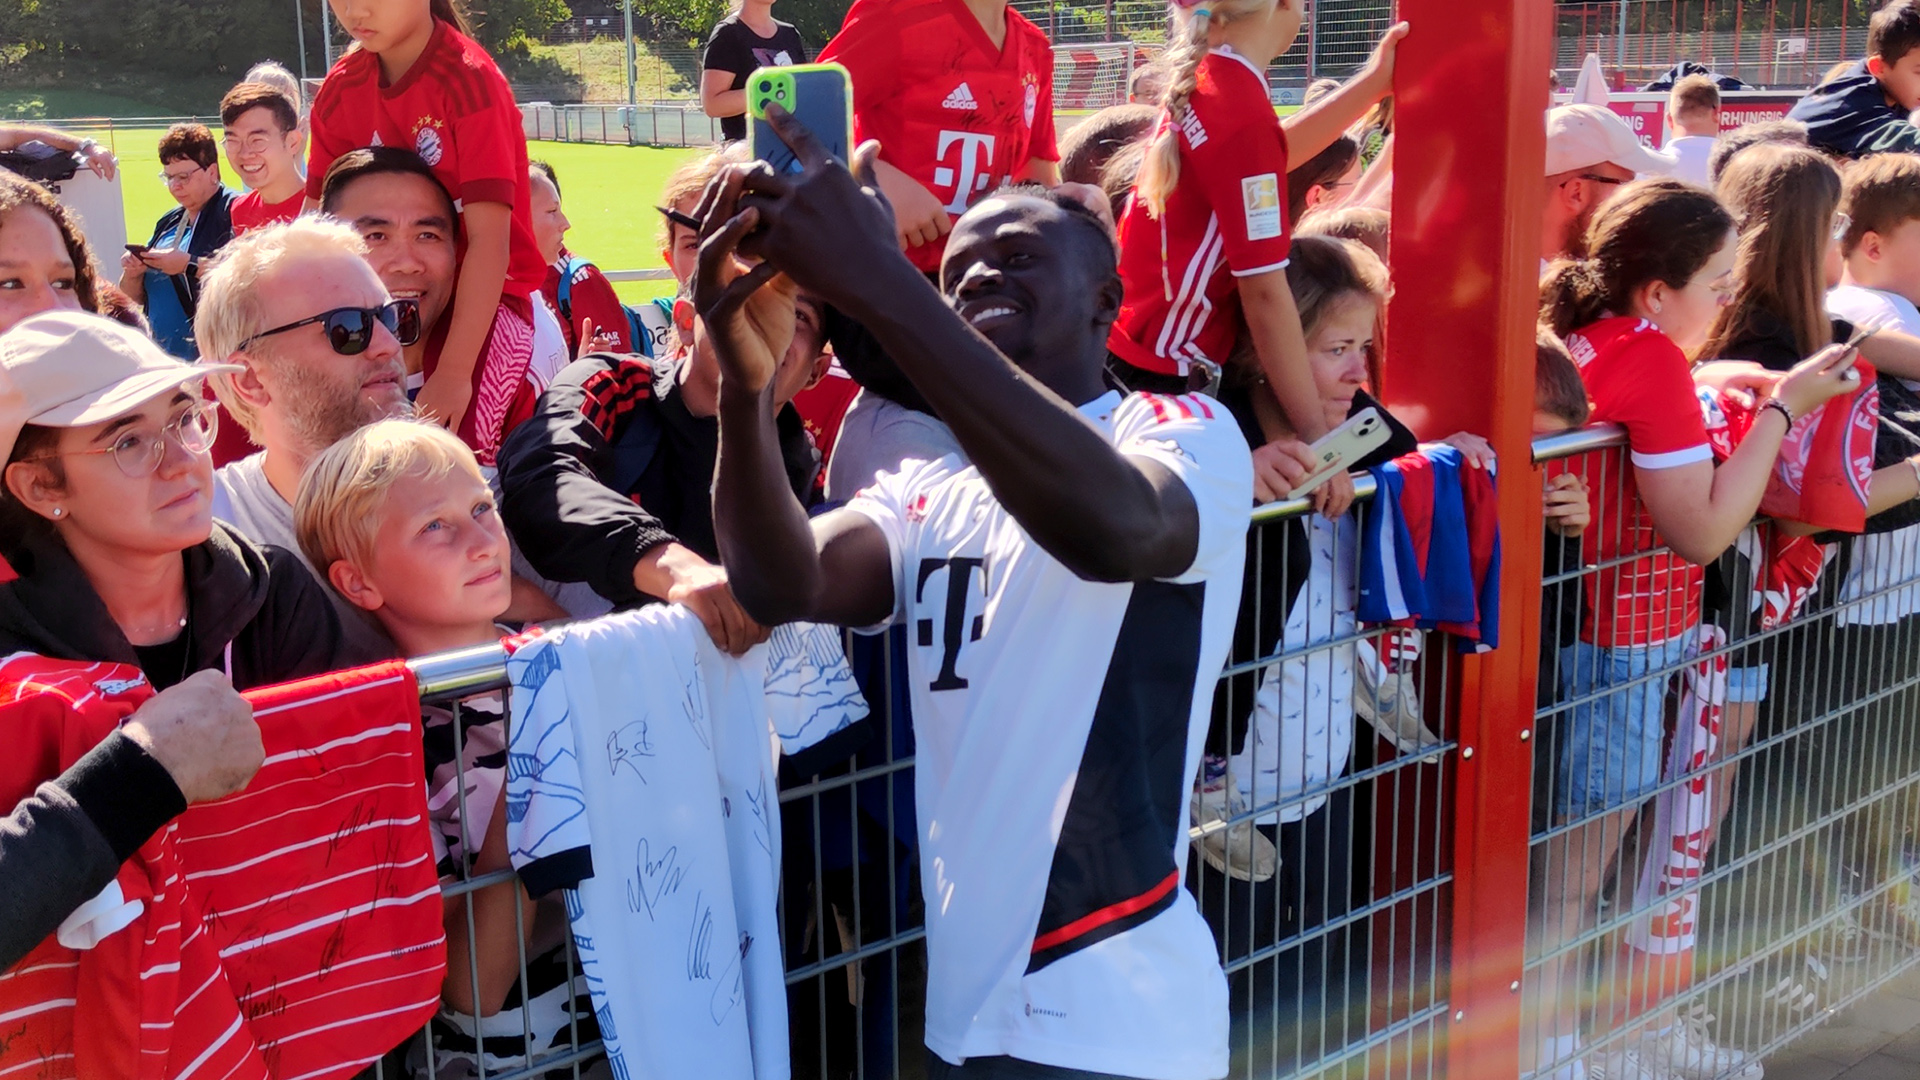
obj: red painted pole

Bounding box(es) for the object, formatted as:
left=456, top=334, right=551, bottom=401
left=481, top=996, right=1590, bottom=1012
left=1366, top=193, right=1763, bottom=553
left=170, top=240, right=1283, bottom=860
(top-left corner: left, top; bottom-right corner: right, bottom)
left=1387, top=0, right=1549, bottom=1071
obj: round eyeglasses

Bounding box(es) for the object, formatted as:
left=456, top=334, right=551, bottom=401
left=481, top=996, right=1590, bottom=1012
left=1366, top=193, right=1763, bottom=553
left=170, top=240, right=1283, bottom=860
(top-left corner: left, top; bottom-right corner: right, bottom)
left=30, top=399, right=218, bottom=479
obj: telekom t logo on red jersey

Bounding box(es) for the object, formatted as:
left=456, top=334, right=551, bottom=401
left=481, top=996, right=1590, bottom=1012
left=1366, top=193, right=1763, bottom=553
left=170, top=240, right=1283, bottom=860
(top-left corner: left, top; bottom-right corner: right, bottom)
left=932, top=131, right=998, bottom=214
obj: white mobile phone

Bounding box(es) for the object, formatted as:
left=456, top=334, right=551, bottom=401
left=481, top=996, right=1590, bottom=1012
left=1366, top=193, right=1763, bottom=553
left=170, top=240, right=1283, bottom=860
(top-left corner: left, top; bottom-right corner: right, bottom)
left=1286, top=407, right=1392, bottom=500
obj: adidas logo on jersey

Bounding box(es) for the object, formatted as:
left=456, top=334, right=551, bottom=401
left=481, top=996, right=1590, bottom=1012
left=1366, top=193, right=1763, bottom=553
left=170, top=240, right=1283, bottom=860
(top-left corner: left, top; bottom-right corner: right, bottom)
left=943, top=82, right=979, bottom=111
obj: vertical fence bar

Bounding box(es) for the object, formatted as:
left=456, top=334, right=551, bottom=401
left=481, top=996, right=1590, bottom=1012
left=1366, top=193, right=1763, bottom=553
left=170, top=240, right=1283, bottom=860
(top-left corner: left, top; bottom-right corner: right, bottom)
left=1388, top=0, right=1550, bottom=1074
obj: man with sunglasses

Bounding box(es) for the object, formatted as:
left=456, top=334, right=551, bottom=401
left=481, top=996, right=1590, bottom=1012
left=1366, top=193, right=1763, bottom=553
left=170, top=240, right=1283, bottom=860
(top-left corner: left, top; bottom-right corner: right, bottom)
left=1542, top=105, right=1676, bottom=266
left=116, top=124, right=235, bottom=361
left=194, top=218, right=416, bottom=653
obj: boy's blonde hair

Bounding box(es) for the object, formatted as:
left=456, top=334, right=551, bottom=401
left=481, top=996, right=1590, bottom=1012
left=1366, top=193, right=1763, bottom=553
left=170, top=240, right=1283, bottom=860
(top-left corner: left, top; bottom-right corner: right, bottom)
left=196, top=217, right=370, bottom=439
left=294, top=419, right=483, bottom=580
left=1134, top=0, right=1287, bottom=218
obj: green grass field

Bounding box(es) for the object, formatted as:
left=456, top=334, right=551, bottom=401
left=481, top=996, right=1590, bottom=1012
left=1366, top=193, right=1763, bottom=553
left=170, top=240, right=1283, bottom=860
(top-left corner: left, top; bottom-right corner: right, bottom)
left=89, top=127, right=700, bottom=302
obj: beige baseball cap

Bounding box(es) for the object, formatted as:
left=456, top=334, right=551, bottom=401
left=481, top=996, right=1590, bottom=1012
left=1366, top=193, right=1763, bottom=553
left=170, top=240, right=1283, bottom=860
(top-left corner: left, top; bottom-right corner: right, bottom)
left=1546, top=104, right=1679, bottom=178
left=0, top=310, right=240, bottom=463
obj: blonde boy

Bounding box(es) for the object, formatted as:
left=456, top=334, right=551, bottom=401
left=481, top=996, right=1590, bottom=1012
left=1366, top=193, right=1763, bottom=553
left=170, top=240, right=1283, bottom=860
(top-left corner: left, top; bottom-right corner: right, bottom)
left=294, top=420, right=582, bottom=1069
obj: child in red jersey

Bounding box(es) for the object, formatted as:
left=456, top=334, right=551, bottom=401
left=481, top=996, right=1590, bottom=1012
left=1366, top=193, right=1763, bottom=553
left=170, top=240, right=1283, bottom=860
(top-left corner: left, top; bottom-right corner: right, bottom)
left=1530, top=178, right=1860, bottom=1080
left=307, top=0, right=549, bottom=463
left=818, top=0, right=1061, bottom=273
left=1109, top=0, right=1404, bottom=517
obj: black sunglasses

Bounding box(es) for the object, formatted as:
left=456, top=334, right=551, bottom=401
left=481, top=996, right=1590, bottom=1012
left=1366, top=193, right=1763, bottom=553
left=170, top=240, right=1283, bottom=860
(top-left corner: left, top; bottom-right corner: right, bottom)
left=239, top=299, right=421, bottom=355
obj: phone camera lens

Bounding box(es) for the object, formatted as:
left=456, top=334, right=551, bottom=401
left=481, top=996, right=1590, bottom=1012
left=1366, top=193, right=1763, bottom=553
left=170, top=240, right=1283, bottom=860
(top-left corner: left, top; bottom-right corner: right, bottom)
left=759, top=80, right=772, bottom=92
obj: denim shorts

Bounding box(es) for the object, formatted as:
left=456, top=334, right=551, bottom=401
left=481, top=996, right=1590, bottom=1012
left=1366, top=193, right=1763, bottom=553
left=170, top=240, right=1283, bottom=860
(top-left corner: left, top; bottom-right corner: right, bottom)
left=1554, top=635, right=1697, bottom=820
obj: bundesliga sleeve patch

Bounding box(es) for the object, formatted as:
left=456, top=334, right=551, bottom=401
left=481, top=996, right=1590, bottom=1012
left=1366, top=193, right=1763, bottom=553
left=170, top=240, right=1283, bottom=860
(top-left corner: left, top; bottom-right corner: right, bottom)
left=1241, top=173, right=1283, bottom=241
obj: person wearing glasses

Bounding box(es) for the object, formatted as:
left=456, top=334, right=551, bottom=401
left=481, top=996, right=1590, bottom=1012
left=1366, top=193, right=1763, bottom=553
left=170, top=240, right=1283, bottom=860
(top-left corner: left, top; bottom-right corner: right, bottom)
left=1540, top=105, right=1675, bottom=267
left=221, top=82, right=307, bottom=237
left=116, top=124, right=235, bottom=360
left=192, top=218, right=420, bottom=657
left=0, top=309, right=359, bottom=690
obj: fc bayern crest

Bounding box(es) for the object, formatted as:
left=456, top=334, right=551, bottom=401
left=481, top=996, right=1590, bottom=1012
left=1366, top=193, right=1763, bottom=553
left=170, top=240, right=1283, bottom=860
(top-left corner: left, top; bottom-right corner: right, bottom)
left=415, top=125, right=445, bottom=166
left=1023, top=81, right=1038, bottom=129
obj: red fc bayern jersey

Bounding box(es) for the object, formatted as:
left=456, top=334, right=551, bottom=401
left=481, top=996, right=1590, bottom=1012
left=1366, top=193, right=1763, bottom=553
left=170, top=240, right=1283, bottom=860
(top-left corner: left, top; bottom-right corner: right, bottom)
left=1567, top=316, right=1714, bottom=648
left=1109, top=47, right=1291, bottom=378
left=819, top=0, right=1059, bottom=274
left=228, top=188, right=305, bottom=237
left=306, top=19, right=547, bottom=300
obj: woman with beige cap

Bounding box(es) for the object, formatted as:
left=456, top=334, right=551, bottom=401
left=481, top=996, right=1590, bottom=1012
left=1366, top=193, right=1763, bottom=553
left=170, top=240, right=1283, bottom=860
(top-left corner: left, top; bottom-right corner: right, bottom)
left=0, top=309, right=373, bottom=691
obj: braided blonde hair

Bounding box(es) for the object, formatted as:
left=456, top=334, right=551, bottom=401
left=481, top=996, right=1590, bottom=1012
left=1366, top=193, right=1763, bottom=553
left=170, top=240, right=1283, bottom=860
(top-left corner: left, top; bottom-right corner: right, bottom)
left=1135, top=0, right=1284, bottom=218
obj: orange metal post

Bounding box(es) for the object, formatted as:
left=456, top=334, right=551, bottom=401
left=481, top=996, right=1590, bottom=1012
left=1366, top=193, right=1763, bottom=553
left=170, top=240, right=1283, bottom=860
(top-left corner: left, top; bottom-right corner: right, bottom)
left=1385, top=0, right=1551, bottom=1073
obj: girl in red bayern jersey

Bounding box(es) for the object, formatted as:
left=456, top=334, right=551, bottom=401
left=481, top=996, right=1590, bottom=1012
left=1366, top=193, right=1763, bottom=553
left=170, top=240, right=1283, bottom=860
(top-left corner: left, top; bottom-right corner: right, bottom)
left=1109, top=0, right=1404, bottom=519
left=307, top=0, right=549, bottom=464
left=1530, top=179, right=1862, bottom=1080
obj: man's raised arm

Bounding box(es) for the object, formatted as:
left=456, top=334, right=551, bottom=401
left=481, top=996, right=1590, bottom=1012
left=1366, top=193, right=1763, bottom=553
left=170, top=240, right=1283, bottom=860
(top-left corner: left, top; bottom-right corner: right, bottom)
left=723, top=108, right=1200, bottom=584
left=696, top=205, right=896, bottom=629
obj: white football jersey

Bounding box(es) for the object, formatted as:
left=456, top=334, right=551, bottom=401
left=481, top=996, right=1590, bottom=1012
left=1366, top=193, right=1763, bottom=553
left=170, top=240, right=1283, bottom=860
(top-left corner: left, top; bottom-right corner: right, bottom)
left=846, top=390, right=1252, bottom=1079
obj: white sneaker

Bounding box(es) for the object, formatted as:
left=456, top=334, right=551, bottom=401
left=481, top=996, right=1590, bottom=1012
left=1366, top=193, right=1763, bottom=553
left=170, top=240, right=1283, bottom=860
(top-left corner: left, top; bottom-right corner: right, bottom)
left=1190, top=780, right=1278, bottom=883
left=1635, top=1006, right=1761, bottom=1079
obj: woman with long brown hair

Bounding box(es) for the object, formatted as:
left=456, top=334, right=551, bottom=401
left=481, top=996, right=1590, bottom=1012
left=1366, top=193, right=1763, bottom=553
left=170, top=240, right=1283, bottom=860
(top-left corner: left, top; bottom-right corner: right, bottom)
left=1702, top=142, right=1847, bottom=367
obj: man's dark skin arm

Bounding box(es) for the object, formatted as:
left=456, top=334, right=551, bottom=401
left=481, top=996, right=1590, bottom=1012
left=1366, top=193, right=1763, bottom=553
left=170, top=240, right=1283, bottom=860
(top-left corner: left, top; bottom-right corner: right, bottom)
left=702, top=108, right=1199, bottom=624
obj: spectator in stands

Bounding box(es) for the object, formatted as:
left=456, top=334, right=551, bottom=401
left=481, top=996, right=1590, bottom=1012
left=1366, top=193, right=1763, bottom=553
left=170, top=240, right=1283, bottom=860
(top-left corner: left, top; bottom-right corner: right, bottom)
left=1201, top=234, right=1417, bottom=1070
left=306, top=0, right=547, bottom=460
left=0, top=123, right=116, bottom=180
left=222, top=82, right=306, bottom=236
left=495, top=274, right=828, bottom=648
left=1788, top=0, right=1920, bottom=158
left=1540, top=105, right=1674, bottom=265
left=1665, top=74, right=1722, bottom=186
left=698, top=110, right=1252, bottom=1080
left=117, top=124, right=233, bottom=360
left=1285, top=134, right=1361, bottom=225
left=1112, top=1, right=1405, bottom=520
left=243, top=61, right=308, bottom=160
left=1056, top=103, right=1158, bottom=187
left=1297, top=204, right=1390, bottom=261
left=700, top=0, right=809, bottom=143
left=1534, top=178, right=1859, bottom=1079
left=0, top=171, right=101, bottom=335
left=0, top=310, right=362, bottom=690
left=1707, top=117, right=1809, bottom=183
left=318, top=148, right=457, bottom=396
left=316, top=150, right=572, bottom=455
left=294, top=419, right=593, bottom=1071
left=530, top=160, right=630, bottom=356
left=192, top=217, right=417, bottom=656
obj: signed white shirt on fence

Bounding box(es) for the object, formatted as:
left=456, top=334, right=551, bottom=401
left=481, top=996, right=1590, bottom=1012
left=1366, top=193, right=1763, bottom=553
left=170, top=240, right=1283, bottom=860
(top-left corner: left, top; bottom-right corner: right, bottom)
left=505, top=606, right=867, bottom=1080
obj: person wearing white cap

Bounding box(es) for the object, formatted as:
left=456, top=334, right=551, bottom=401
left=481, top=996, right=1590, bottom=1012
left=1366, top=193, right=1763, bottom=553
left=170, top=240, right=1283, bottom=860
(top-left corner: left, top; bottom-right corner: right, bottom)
left=1542, top=103, right=1679, bottom=264
left=0, top=310, right=372, bottom=694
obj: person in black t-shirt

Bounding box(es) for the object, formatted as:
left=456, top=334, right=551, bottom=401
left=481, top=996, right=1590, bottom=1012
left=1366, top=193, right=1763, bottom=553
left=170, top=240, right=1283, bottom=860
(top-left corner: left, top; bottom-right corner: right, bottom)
left=701, top=0, right=809, bottom=143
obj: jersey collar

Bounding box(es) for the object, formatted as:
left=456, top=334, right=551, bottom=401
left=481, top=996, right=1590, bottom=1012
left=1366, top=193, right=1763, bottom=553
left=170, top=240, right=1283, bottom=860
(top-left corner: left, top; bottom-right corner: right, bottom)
left=1209, top=44, right=1268, bottom=84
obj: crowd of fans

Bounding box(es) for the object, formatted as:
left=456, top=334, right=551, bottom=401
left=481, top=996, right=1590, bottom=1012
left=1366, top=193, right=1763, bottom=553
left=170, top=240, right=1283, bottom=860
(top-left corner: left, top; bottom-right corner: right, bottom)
left=12, top=0, right=1920, bottom=1076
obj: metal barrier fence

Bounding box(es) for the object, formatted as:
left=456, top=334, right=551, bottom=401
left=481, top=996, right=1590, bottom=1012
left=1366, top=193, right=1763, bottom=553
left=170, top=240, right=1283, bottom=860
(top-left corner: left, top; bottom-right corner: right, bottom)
left=1524, top=426, right=1920, bottom=1079
left=518, top=103, right=726, bottom=149
left=360, top=423, right=1920, bottom=1079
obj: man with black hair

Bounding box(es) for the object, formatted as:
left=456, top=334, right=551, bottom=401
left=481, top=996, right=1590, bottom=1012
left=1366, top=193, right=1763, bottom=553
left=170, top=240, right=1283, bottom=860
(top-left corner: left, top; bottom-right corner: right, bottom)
left=700, top=109, right=1251, bottom=1079
left=1789, top=0, right=1920, bottom=157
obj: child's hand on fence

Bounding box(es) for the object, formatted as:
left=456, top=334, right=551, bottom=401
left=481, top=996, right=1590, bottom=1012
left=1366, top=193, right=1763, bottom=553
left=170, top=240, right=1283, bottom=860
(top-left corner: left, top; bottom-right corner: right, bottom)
left=1543, top=472, right=1590, bottom=537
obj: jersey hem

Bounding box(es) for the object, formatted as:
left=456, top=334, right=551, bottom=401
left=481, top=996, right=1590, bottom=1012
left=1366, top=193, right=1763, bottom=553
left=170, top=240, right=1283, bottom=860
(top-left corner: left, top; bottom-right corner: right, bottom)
left=1629, top=444, right=1712, bottom=469
left=1228, top=258, right=1290, bottom=278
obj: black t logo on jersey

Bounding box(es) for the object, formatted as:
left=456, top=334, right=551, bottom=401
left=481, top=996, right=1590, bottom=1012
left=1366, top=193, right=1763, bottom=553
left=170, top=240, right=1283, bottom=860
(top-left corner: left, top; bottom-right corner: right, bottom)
left=915, top=557, right=986, bottom=691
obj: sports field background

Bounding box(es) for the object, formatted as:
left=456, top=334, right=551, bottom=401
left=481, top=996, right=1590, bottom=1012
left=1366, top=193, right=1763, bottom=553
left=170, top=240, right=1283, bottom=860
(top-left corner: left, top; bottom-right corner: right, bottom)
left=89, top=127, right=699, bottom=303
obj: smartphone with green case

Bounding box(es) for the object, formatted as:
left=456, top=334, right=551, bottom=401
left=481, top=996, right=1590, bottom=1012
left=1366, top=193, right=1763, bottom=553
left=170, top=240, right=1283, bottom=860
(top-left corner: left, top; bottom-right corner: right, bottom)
left=748, top=62, right=854, bottom=175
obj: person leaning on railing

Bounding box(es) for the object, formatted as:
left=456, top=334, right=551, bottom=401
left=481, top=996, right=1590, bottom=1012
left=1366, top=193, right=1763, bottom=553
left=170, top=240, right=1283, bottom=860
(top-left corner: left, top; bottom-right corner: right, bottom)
left=0, top=121, right=117, bottom=181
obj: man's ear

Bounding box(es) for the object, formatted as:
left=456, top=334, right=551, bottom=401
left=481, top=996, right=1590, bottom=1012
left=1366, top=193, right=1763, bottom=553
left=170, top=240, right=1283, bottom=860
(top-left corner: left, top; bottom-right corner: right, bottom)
left=803, top=352, right=832, bottom=392
left=327, top=559, right=385, bottom=613
left=1093, top=272, right=1124, bottom=334
left=227, top=353, right=273, bottom=413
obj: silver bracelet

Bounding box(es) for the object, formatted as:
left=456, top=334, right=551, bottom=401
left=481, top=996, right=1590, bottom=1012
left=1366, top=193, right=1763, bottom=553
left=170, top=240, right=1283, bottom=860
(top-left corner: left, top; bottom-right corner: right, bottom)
left=1761, top=398, right=1795, bottom=427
